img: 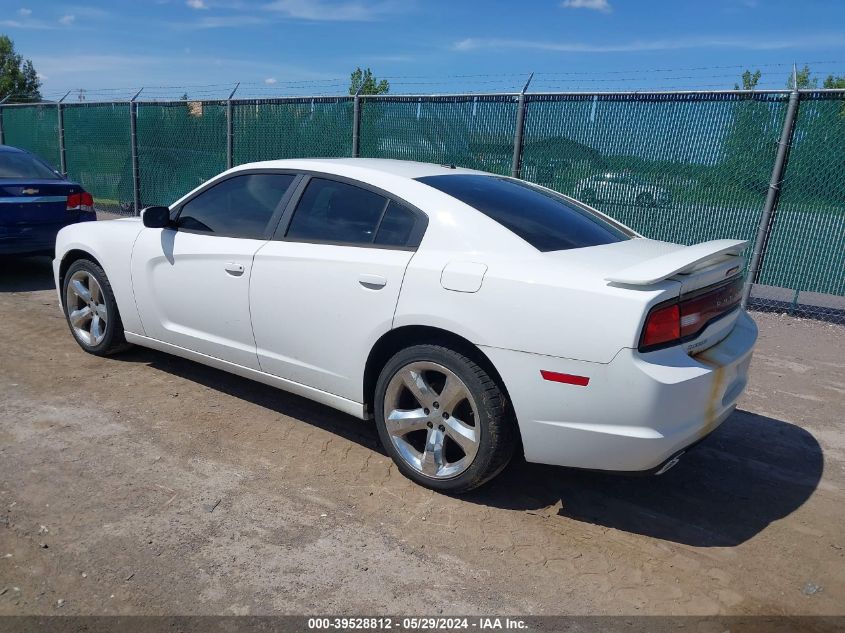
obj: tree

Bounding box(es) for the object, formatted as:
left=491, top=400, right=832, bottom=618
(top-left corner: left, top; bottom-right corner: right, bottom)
left=349, top=67, right=389, bottom=95
left=788, top=64, right=817, bottom=90
left=735, top=69, right=761, bottom=91
left=823, top=74, right=845, bottom=89
left=0, top=35, right=41, bottom=101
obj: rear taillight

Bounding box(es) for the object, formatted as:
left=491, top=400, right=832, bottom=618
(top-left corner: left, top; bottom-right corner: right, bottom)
left=67, top=191, right=94, bottom=213
left=641, top=303, right=681, bottom=350
left=639, top=276, right=743, bottom=352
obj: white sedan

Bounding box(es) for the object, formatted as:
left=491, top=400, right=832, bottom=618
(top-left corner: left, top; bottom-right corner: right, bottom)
left=54, top=159, right=757, bottom=492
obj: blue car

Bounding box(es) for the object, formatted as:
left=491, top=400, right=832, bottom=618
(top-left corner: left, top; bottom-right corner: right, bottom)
left=0, top=144, right=96, bottom=256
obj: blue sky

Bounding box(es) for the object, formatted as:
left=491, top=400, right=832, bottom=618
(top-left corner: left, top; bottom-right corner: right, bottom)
left=3, top=0, right=845, bottom=100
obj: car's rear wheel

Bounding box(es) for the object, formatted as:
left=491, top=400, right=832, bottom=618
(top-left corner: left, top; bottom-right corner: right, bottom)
left=636, top=191, right=655, bottom=207
left=62, top=259, right=130, bottom=356
left=374, top=344, right=515, bottom=493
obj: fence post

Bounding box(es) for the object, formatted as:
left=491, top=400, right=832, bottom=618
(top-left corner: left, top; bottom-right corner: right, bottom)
left=226, top=82, right=239, bottom=170
left=511, top=73, right=533, bottom=178
left=130, top=88, right=144, bottom=215
left=741, top=69, right=801, bottom=308
left=352, top=84, right=363, bottom=158
left=0, top=95, right=9, bottom=145
left=57, top=90, right=71, bottom=175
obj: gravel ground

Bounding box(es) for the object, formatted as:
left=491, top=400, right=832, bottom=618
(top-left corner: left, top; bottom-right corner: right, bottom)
left=0, top=255, right=843, bottom=616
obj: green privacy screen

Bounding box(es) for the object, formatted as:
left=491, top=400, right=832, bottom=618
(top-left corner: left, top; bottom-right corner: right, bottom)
left=2, top=104, right=61, bottom=168
left=63, top=103, right=133, bottom=214
left=233, top=98, right=353, bottom=164
left=761, top=93, right=845, bottom=296
left=520, top=92, right=789, bottom=252
left=136, top=101, right=227, bottom=207
left=360, top=95, right=518, bottom=174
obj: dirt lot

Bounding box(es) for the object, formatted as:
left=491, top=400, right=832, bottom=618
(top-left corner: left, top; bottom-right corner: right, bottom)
left=0, top=255, right=843, bottom=616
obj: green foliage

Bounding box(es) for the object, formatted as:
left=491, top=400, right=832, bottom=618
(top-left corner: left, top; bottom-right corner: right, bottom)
left=349, top=67, right=389, bottom=96
left=823, top=75, right=845, bottom=89
left=0, top=34, right=41, bottom=101
left=735, top=69, right=761, bottom=91
left=789, top=64, right=818, bottom=90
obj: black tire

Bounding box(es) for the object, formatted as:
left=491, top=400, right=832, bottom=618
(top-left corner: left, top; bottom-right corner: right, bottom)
left=62, top=259, right=131, bottom=356
left=582, top=188, right=597, bottom=204
left=636, top=191, right=655, bottom=208
left=374, top=344, right=515, bottom=493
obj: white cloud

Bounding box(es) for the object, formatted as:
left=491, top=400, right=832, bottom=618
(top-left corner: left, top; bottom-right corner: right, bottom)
left=263, top=0, right=401, bottom=21
left=561, top=0, right=612, bottom=12
left=59, top=14, right=76, bottom=25
left=36, top=72, right=48, bottom=80
left=264, top=77, right=277, bottom=84
left=453, top=33, right=845, bottom=53
left=185, top=14, right=264, bottom=28
left=18, top=7, right=32, bottom=16
left=186, top=0, right=208, bottom=8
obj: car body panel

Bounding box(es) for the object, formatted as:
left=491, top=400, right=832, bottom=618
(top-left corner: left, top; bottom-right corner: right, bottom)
left=53, top=217, right=145, bottom=334
left=482, top=310, right=757, bottom=470
left=130, top=228, right=266, bottom=369
left=250, top=240, right=414, bottom=402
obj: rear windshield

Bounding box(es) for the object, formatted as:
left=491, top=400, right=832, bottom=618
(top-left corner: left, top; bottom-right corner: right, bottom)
left=416, top=174, right=632, bottom=252
left=0, top=151, right=61, bottom=180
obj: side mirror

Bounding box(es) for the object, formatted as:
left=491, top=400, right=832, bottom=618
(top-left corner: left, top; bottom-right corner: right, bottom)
left=141, top=206, right=171, bottom=228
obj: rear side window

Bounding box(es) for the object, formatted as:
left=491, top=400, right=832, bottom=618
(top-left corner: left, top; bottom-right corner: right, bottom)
left=286, top=178, right=389, bottom=245
left=176, top=173, right=295, bottom=239
left=0, top=151, right=61, bottom=180
left=374, top=201, right=416, bottom=247
left=417, top=174, right=632, bottom=252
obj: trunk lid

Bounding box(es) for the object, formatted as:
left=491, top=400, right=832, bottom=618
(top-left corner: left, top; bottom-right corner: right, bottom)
left=0, top=179, right=82, bottom=226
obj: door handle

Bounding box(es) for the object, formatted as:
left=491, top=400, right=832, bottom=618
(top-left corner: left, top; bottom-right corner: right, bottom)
left=224, top=262, right=245, bottom=276
left=359, top=274, right=387, bottom=290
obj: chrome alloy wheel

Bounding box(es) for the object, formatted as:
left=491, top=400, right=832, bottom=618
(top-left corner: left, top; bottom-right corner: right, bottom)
left=65, top=270, right=108, bottom=347
left=383, top=361, right=480, bottom=479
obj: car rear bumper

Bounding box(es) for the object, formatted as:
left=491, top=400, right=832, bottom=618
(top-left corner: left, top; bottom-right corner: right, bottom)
left=481, top=310, right=758, bottom=472
left=0, top=214, right=96, bottom=255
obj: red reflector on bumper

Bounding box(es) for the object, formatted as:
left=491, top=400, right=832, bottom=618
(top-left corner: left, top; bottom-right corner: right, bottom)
left=540, top=370, right=590, bottom=387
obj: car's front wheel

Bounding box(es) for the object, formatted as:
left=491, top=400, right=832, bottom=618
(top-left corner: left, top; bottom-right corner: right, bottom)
left=62, top=259, right=130, bottom=356
left=374, top=344, right=515, bottom=493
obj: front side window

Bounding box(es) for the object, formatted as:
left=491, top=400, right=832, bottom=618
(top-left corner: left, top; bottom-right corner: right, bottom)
left=0, top=151, right=61, bottom=180
left=417, top=174, right=633, bottom=252
left=176, top=173, right=295, bottom=239
left=286, top=178, right=389, bottom=245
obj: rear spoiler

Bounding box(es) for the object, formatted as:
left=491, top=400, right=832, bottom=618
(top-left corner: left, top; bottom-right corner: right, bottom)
left=605, top=239, right=748, bottom=286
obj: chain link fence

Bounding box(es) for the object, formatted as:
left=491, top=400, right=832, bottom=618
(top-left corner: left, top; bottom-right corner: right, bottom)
left=233, top=98, right=354, bottom=164
left=0, top=90, right=842, bottom=322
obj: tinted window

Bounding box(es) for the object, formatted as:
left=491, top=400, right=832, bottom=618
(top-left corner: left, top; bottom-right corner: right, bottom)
left=176, top=173, right=294, bottom=238
left=286, top=178, right=388, bottom=245
left=0, top=151, right=60, bottom=179
left=416, top=174, right=632, bottom=252
left=374, top=201, right=416, bottom=247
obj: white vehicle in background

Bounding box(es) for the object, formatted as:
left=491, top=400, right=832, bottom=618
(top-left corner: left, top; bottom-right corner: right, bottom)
left=575, top=172, right=671, bottom=207
left=53, top=159, right=756, bottom=493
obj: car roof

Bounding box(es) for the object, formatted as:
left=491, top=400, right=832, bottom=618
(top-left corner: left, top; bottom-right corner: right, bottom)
left=229, top=158, right=488, bottom=180
left=0, top=145, right=28, bottom=154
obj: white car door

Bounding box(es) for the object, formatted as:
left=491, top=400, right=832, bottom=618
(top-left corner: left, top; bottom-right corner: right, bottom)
left=250, top=175, right=425, bottom=403
left=131, top=172, right=298, bottom=369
